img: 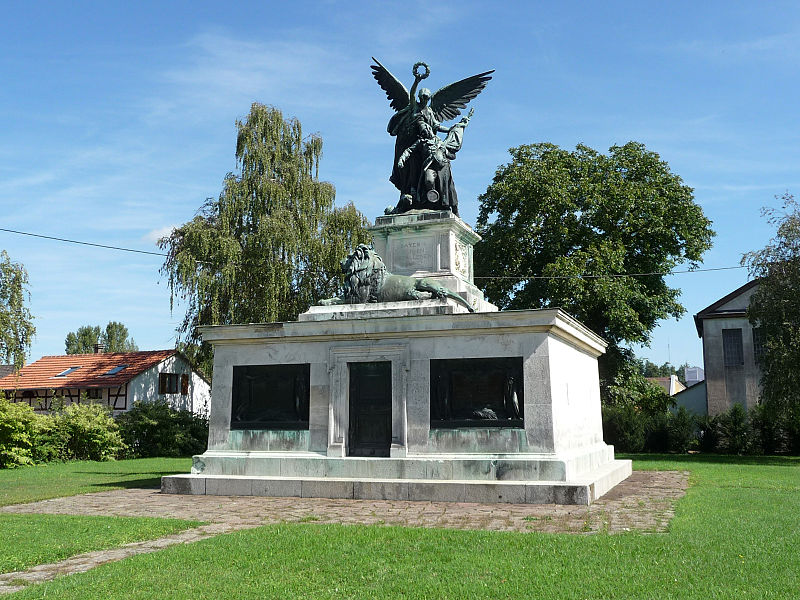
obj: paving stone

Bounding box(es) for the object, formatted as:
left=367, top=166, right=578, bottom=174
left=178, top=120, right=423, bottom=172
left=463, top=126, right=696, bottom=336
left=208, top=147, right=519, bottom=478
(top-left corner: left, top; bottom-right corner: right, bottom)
left=0, top=471, right=688, bottom=595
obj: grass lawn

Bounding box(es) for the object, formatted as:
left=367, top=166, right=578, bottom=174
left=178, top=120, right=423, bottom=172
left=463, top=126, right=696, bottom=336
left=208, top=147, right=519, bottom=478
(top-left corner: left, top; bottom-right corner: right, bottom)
left=6, top=454, right=799, bottom=599
left=0, top=513, right=201, bottom=574
left=0, top=458, right=200, bottom=576
left=0, top=458, right=191, bottom=507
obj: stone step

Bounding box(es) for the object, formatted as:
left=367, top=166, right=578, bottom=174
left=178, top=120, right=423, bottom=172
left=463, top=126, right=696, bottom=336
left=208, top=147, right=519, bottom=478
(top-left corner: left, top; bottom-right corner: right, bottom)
left=162, top=459, right=632, bottom=505
left=193, top=447, right=617, bottom=482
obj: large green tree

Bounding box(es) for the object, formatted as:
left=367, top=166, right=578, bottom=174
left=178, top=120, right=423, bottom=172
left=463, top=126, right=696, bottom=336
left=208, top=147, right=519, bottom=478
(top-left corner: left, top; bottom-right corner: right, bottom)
left=65, top=325, right=101, bottom=354
left=743, top=193, right=800, bottom=451
left=0, top=250, right=35, bottom=369
left=474, top=142, right=714, bottom=399
left=160, top=104, right=371, bottom=373
left=65, top=321, right=138, bottom=354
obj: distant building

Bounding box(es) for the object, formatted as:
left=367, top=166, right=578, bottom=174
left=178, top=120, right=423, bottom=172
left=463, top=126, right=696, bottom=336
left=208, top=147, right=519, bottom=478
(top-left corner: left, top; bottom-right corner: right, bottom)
left=646, top=375, right=686, bottom=396
left=694, top=280, right=761, bottom=415
left=684, top=366, right=705, bottom=388
left=0, top=349, right=210, bottom=415
left=672, top=381, right=708, bottom=416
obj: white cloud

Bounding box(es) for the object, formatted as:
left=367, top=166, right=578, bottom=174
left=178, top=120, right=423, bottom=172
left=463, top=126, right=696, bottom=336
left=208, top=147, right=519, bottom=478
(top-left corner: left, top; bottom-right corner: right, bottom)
left=143, top=225, right=176, bottom=244
left=144, top=32, right=360, bottom=126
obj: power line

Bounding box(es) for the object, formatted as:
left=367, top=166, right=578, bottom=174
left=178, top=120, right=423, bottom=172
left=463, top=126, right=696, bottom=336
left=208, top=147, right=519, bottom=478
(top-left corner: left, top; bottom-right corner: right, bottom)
left=0, top=226, right=748, bottom=280
left=473, top=265, right=746, bottom=280
left=0, top=227, right=169, bottom=258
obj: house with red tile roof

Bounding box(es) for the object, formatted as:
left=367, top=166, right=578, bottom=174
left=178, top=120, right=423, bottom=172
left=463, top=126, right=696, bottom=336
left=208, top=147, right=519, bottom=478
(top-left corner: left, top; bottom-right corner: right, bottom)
left=0, top=349, right=210, bottom=415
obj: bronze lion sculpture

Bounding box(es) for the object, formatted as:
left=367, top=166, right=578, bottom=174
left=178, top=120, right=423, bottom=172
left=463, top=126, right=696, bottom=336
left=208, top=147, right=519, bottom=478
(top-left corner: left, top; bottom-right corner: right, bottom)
left=320, top=244, right=474, bottom=312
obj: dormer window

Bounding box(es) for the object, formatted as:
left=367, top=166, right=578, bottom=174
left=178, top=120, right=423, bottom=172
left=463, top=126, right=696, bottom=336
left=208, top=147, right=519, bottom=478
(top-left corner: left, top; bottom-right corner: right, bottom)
left=54, top=366, right=81, bottom=377
left=103, top=364, right=129, bottom=376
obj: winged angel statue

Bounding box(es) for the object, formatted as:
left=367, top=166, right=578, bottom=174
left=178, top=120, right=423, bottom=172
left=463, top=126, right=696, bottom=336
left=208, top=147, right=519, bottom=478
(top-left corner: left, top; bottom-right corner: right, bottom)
left=371, top=58, right=493, bottom=216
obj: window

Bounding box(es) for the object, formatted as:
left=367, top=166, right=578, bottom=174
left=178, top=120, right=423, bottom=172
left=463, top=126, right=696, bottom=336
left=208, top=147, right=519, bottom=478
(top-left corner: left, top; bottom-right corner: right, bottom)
left=231, top=364, right=310, bottom=430
left=752, top=328, right=765, bottom=364
left=430, top=357, right=524, bottom=428
left=54, top=366, right=81, bottom=377
left=722, top=329, right=744, bottom=367
left=181, top=374, right=189, bottom=395
left=86, top=388, right=102, bottom=400
left=159, top=373, right=181, bottom=394
left=103, top=364, right=128, bottom=376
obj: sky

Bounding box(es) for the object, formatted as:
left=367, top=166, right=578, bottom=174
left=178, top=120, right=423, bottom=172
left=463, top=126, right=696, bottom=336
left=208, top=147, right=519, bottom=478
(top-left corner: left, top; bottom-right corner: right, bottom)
left=1, top=1, right=798, bottom=368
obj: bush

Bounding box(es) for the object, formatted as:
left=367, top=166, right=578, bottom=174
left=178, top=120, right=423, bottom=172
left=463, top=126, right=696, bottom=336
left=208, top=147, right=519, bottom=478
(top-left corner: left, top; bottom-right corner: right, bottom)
left=0, top=398, right=41, bottom=468
left=117, top=400, right=208, bottom=458
left=749, top=403, right=784, bottom=454
left=781, top=403, right=800, bottom=455
left=53, top=402, right=126, bottom=461
left=667, top=407, right=696, bottom=453
left=695, top=414, right=720, bottom=453
left=717, top=403, right=755, bottom=455
left=602, top=404, right=646, bottom=452
left=645, top=412, right=671, bottom=453
left=30, top=414, right=67, bottom=464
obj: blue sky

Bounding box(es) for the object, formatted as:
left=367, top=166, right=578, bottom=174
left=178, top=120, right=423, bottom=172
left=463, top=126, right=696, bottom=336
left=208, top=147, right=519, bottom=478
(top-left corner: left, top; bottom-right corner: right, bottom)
left=1, top=1, right=797, bottom=368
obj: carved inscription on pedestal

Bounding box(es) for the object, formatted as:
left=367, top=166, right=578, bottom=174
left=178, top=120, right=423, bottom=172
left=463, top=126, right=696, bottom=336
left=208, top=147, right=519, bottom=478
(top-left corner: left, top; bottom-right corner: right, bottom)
left=454, top=242, right=469, bottom=278
left=391, top=237, right=436, bottom=274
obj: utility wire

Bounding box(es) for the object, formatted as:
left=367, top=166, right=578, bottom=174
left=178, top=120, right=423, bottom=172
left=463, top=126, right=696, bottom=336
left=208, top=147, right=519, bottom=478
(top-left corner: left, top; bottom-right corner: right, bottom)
left=473, top=265, right=746, bottom=280
left=0, top=227, right=169, bottom=258
left=1, top=226, right=747, bottom=280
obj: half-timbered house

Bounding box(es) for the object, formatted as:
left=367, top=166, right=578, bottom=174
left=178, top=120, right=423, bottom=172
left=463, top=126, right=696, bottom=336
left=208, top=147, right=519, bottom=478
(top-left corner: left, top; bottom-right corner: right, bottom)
left=0, top=350, right=210, bottom=415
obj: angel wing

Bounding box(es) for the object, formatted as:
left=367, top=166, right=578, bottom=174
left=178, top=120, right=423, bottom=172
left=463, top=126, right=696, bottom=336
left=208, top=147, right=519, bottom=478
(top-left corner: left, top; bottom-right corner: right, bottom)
left=430, top=70, right=494, bottom=123
left=371, top=57, right=409, bottom=112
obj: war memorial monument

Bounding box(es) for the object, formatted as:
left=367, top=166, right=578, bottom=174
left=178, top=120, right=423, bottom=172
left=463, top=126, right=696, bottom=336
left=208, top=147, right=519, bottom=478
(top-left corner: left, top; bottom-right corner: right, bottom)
left=162, top=59, right=631, bottom=504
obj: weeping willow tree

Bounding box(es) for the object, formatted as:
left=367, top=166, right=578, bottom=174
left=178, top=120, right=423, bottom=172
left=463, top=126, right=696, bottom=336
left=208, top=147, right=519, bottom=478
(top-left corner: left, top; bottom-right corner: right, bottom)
left=160, top=104, right=371, bottom=375
left=0, top=250, right=35, bottom=369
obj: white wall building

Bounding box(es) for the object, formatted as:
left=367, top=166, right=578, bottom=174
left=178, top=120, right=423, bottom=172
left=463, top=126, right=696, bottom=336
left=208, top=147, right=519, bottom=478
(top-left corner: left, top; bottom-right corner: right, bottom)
left=0, top=349, right=210, bottom=416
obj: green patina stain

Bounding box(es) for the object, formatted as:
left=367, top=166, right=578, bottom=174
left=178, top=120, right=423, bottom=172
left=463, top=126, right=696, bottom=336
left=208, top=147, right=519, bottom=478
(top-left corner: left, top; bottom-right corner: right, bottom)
left=428, top=428, right=528, bottom=453
left=227, top=429, right=310, bottom=452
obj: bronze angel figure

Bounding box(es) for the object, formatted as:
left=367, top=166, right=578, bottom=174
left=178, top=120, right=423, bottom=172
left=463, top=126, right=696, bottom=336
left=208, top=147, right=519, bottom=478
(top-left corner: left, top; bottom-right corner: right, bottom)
left=371, top=58, right=493, bottom=216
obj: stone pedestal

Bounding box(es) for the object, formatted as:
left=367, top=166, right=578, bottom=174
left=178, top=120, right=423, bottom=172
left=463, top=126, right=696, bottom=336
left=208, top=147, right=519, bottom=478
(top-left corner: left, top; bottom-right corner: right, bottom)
left=161, top=207, right=631, bottom=505
left=370, top=210, right=497, bottom=313
left=162, top=308, right=631, bottom=505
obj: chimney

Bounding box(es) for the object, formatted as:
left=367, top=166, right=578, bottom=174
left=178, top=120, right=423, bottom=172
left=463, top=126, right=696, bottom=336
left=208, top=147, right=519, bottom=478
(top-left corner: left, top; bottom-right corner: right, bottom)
left=93, top=343, right=106, bottom=354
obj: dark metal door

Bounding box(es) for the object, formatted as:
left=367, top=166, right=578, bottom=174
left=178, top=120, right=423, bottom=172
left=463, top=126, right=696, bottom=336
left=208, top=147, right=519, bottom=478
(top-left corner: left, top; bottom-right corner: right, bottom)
left=348, top=361, right=392, bottom=457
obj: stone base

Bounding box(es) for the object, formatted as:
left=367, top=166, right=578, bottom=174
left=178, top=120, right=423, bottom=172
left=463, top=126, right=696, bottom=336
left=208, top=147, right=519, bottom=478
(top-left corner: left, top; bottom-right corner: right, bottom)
left=188, top=444, right=619, bottom=480
left=299, top=298, right=472, bottom=321
left=369, top=210, right=498, bottom=313
left=162, top=459, right=631, bottom=505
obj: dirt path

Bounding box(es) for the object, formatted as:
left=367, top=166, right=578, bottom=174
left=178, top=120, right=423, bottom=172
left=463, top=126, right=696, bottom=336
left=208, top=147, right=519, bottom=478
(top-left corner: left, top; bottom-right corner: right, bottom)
left=0, top=470, right=687, bottom=594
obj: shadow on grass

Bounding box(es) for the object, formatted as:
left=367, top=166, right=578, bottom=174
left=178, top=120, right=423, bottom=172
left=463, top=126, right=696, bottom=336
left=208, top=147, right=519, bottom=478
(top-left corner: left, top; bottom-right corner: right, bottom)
left=87, top=477, right=165, bottom=489
left=75, top=471, right=188, bottom=490
left=620, top=453, right=799, bottom=467
left=73, top=471, right=187, bottom=476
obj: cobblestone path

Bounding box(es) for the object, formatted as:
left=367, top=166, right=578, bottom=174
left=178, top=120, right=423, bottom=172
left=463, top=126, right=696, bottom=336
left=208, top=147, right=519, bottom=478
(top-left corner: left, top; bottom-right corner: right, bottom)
left=0, top=470, right=687, bottom=594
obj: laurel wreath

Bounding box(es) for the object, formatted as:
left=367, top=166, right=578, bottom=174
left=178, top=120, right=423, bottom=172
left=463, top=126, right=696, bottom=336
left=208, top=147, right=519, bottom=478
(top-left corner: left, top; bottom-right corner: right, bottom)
left=413, top=62, right=430, bottom=80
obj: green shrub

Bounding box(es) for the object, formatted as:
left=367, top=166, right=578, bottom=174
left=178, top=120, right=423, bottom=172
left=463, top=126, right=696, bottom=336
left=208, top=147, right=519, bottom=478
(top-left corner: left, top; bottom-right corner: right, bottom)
left=717, top=403, right=755, bottom=455
left=30, top=413, right=67, bottom=464
left=0, top=398, right=41, bottom=468
left=117, top=400, right=208, bottom=458
left=749, top=402, right=784, bottom=454
left=784, top=405, right=800, bottom=455
left=645, top=412, right=671, bottom=453
left=54, top=402, right=126, bottom=461
left=667, top=407, right=696, bottom=453
left=602, top=404, right=646, bottom=452
left=695, top=414, right=720, bottom=453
